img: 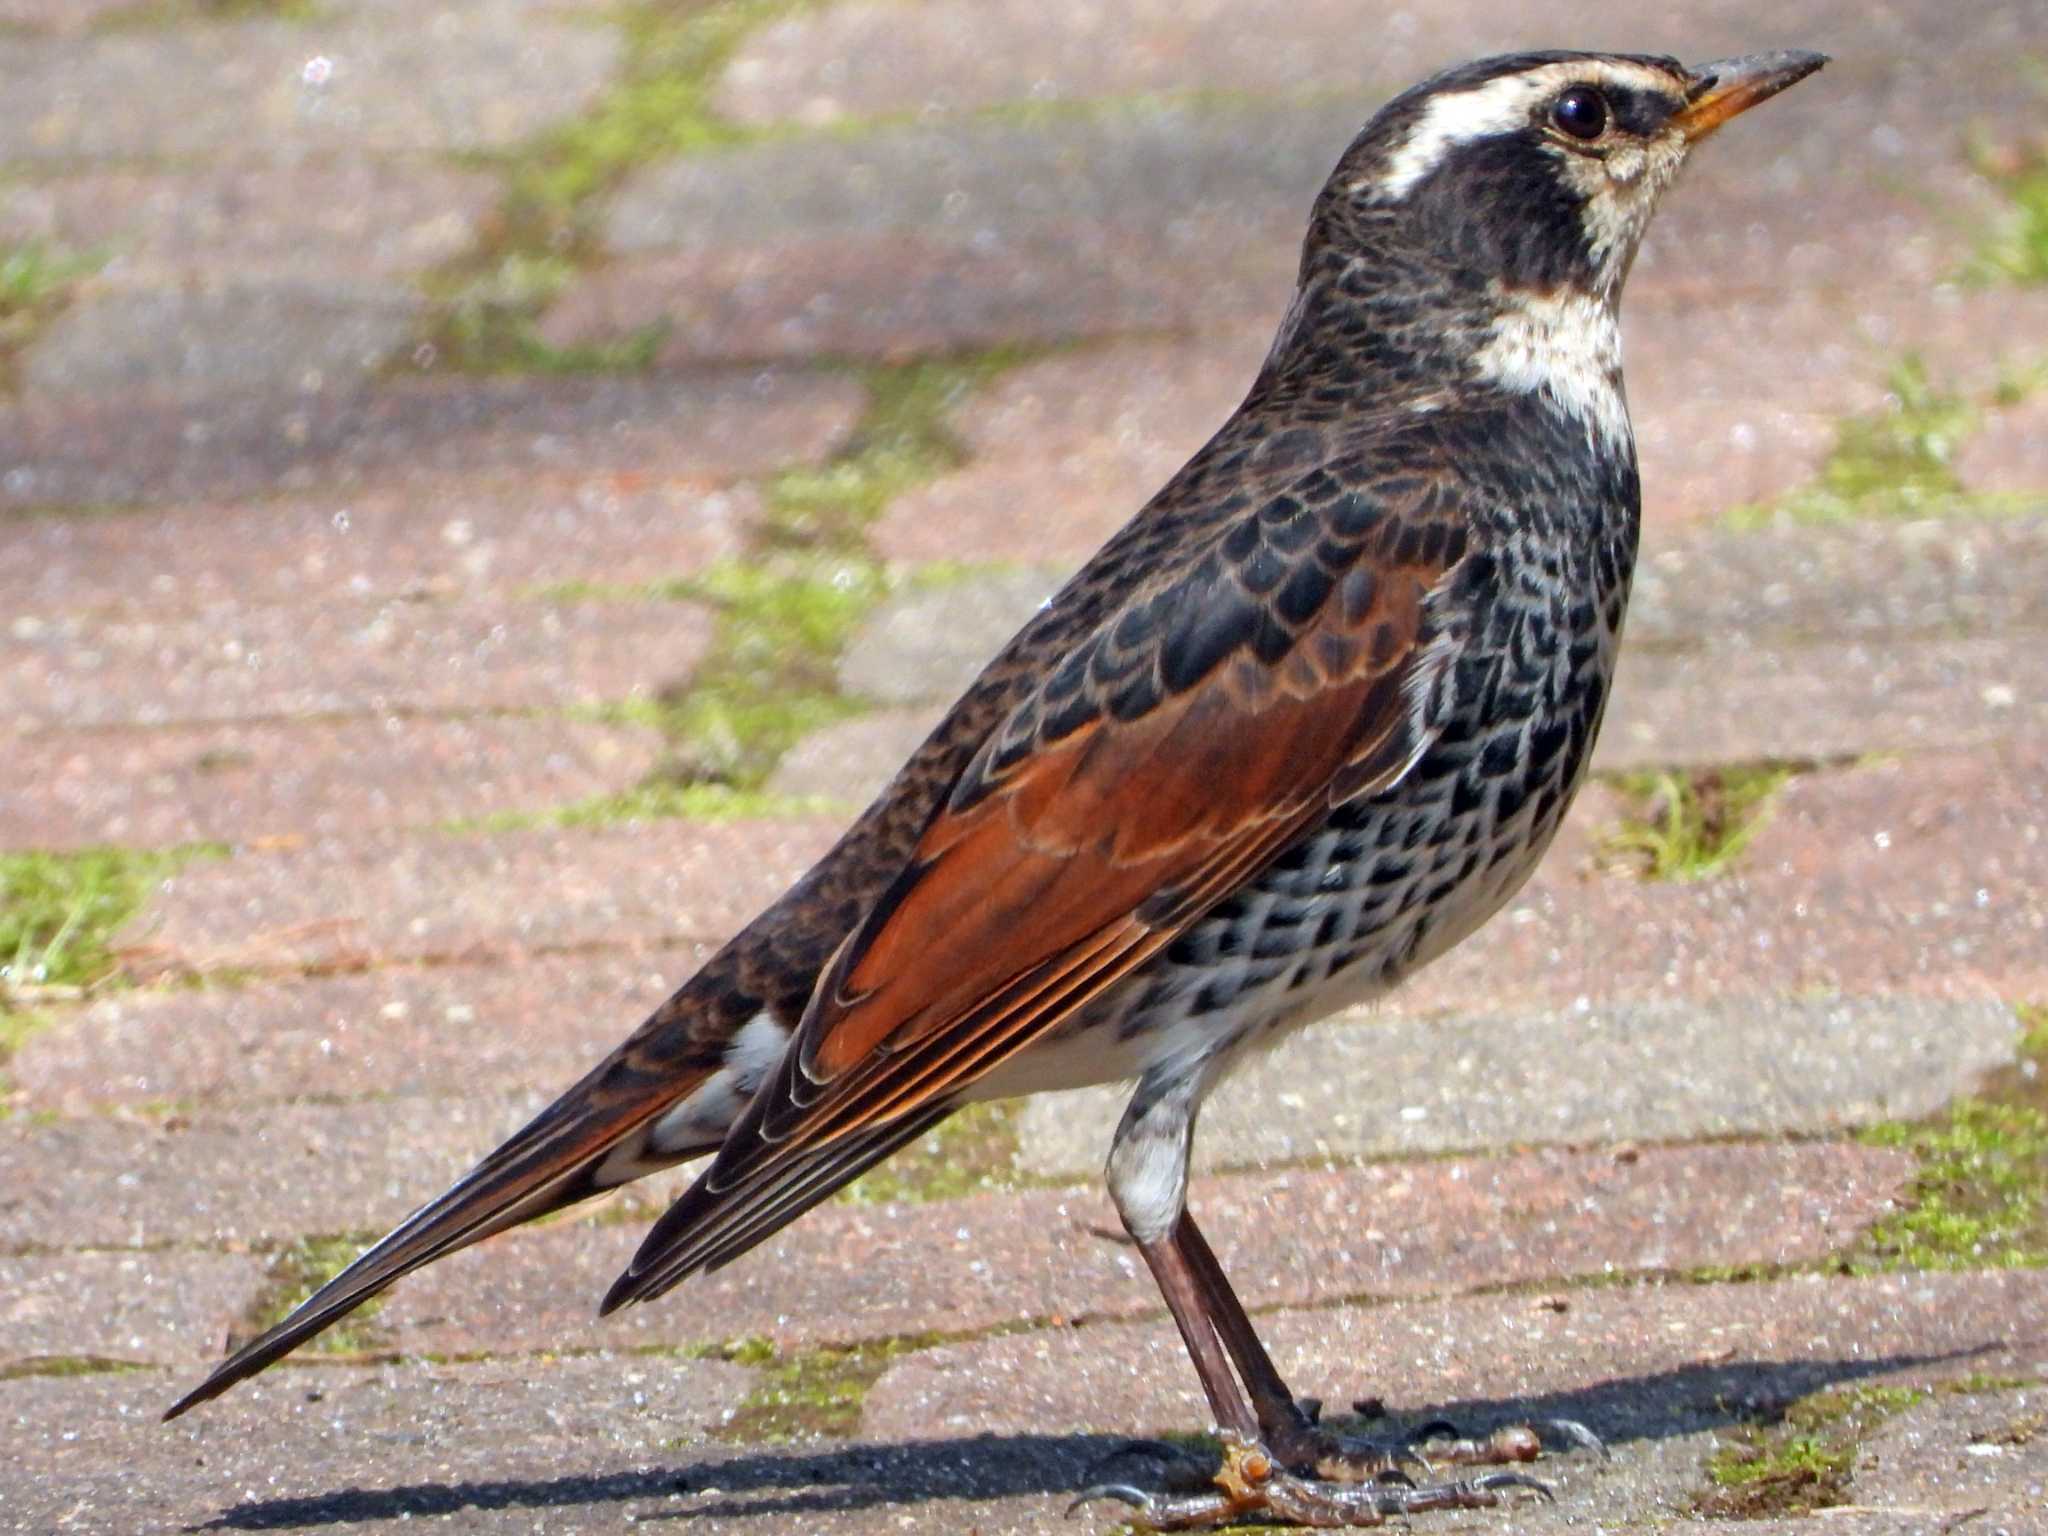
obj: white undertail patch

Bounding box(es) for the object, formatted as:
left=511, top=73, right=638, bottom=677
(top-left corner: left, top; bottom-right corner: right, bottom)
left=642, top=1009, right=791, bottom=1160
left=1470, top=288, right=1631, bottom=456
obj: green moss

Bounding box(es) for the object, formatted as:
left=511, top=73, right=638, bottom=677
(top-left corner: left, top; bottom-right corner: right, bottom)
left=837, top=1101, right=1025, bottom=1204
left=244, top=1234, right=388, bottom=1356
left=1782, top=1382, right=1927, bottom=1432
left=0, top=1355, right=149, bottom=1382
left=1857, top=1098, right=2048, bottom=1270
left=1698, top=1431, right=1852, bottom=1517
left=1597, top=764, right=1792, bottom=882
left=2017, top=1002, right=2048, bottom=1057
left=1726, top=357, right=2019, bottom=528
left=1968, top=131, right=2048, bottom=285
left=0, top=242, right=106, bottom=375
left=714, top=1336, right=936, bottom=1443
left=0, top=845, right=221, bottom=996
left=762, top=353, right=1030, bottom=549
left=451, top=778, right=845, bottom=834
left=424, top=251, right=669, bottom=376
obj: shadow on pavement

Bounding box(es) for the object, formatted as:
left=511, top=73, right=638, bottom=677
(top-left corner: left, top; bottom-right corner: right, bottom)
left=197, top=1346, right=1990, bottom=1529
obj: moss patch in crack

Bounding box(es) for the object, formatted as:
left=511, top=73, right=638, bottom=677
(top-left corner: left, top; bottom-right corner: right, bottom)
left=836, top=1101, right=1026, bottom=1205
left=1596, top=764, right=1793, bottom=882
left=451, top=778, right=846, bottom=835
left=0, top=242, right=106, bottom=383
left=0, top=1354, right=150, bottom=1382
left=1697, top=1430, right=1854, bottom=1518
left=1857, top=1099, right=2048, bottom=1271
left=713, top=1336, right=937, bottom=1444
left=0, top=845, right=221, bottom=998
left=241, top=1234, right=388, bottom=1357
left=1725, top=356, right=2025, bottom=527
left=1968, top=119, right=2048, bottom=285
left=762, top=353, right=1030, bottom=549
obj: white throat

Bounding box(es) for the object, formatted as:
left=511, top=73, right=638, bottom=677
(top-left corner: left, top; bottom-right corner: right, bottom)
left=1470, top=289, right=1632, bottom=456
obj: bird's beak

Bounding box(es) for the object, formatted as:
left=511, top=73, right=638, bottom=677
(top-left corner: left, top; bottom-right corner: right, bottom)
left=1675, top=50, right=1829, bottom=141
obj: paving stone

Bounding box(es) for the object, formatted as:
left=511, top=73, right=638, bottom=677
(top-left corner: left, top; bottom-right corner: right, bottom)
left=1, top=1356, right=759, bottom=1536
left=23, top=280, right=422, bottom=400
left=1962, top=393, right=2048, bottom=498
left=0, top=5, right=619, bottom=161
left=1602, top=633, right=2048, bottom=770
left=834, top=518, right=2048, bottom=780
left=1851, top=1385, right=2048, bottom=1514
left=117, top=816, right=844, bottom=977
left=0, top=157, right=499, bottom=287
left=0, top=715, right=663, bottom=852
left=377, top=1140, right=1907, bottom=1363
left=0, top=480, right=755, bottom=622
left=873, top=332, right=1271, bottom=567
left=1012, top=994, right=2018, bottom=1180
left=863, top=1268, right=2048, bottom=1446
left=839, top=567, right=1065, bottom=706
left=1, top=591, right=714, bottom=730
left=716, top=0, right=2040, bottom=185
left=11, top=948, right=706, bottom=1112
left=0, top=1093, right=553, bottom=1249
left=0, top=1250, right=267, bottom=1370
left=766, top=707, right=937, bottom=808
left=0, top=368, right=862, bottom=512
left=0, top=0, right=130, bottom=33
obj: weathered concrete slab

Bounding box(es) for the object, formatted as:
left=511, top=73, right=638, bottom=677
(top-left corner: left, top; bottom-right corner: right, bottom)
left=0, top=480, right=755, bottom=621
left=0, top=369, right=861, bottom=512
left=1850, top=1385, right=2048, bottom=1515
left=1961, top=393, right=2048, bottom=497
left=0, top=4, right=619, bottom=161
left=377, top=1141, right=1908, bottom=1363
left=12, top=948, right=705, bottom=1112
left=0, top=715, right=662, bottom=851
left=1012, top=995, right=2020, bottom=1180
left=767, top=707, right=937, bottom=808
left=22, top=281, right=423, bottom=400
left=863, top=1269, right=2048, bottom=1445
left=0, top=1249, right=268, bottom=1370
left=1, top=592, right=715, bottom=730
left=116, top=817, right=843, bottom=977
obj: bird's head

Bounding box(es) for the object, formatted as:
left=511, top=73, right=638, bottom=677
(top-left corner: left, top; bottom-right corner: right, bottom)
left=1334, top=48, right=1828, bottom=302
left=1269, top=50, right=1825, bottom=449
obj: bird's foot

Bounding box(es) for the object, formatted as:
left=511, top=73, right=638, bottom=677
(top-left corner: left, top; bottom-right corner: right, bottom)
left=1069, top=1430, right=1552, bottom=1530
left=1262, top=1406, right=1604, bottom=1481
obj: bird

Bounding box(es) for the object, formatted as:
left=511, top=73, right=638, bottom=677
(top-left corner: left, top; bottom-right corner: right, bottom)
left=166, top=47, right=1826, bottom=1529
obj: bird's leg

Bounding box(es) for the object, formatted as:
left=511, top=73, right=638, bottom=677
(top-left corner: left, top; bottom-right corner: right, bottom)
left=1072, top=1076, right=1557, bottom=1528
left=1177, top=1209, right=1604, bottom=1476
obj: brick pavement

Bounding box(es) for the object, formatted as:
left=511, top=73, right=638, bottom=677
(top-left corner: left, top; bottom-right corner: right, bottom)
left=3, top=2, right=2046, bottom=1533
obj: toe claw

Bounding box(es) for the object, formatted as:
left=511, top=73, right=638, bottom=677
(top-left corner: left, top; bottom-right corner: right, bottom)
left=1544, top=1417, right=1610, bottom=1459
left=1066, top=1483, right=1153, bottom=1518
left=1475, top=1471, right=1556, bottom=1502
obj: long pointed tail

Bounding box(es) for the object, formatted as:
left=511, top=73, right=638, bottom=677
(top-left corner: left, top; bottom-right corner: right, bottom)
left=163, top=1050, right=713, bottom=1420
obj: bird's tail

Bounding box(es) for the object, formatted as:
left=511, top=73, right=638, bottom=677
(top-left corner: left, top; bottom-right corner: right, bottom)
left=162, top=1046, right=714, bottom=1420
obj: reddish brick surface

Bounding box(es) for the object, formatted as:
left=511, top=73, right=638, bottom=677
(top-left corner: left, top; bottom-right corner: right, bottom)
left=0, top=370, right=861, bottom=512
left=0, top=1094, right=548, bottom=1249
left=117, top=817, right=844, bottom=977
left=0, top=480, right=755, bottom=621
left=862, top=1268, right=2048, bottom=1441
left=376, top=1141, right=1906, bottom=1361
left=0, top=716, right=662, bottom=851
left=1960, top=393, right=2048, bottom=497
left=0, top=1250, right=268, bottom=1369
left=2, top=592, right=715, bottom=730
left=10, top=949, right=706, bottom=1113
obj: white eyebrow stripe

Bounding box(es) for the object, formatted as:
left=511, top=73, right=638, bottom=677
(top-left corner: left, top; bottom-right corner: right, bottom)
left=1360, top=60, right=1674, bottom=203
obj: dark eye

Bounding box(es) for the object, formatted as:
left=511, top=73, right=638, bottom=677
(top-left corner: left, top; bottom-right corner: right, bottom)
left=1552, top=87, right=1609, bottom=140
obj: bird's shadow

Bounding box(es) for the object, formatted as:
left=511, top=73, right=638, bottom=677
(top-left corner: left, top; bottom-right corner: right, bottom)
left=196, top=1346, right=1992, bottom=1530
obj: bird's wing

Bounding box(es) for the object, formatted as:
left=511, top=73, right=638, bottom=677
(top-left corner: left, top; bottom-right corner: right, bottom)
left=607, top=460, right=1474, bottom=1304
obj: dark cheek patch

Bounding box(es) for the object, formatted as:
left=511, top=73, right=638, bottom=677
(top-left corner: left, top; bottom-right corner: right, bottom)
left=1411, top=131, right=1598, bottom=290
left=1604, top=85, right=1678, bottom=137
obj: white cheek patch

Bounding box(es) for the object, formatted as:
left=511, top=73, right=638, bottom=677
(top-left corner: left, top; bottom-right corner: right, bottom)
left=1470, top=289, right=1632, bottom=456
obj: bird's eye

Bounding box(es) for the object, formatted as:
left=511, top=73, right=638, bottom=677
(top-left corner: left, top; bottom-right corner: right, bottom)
left=1551, top=87, right=1609, bottom=140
